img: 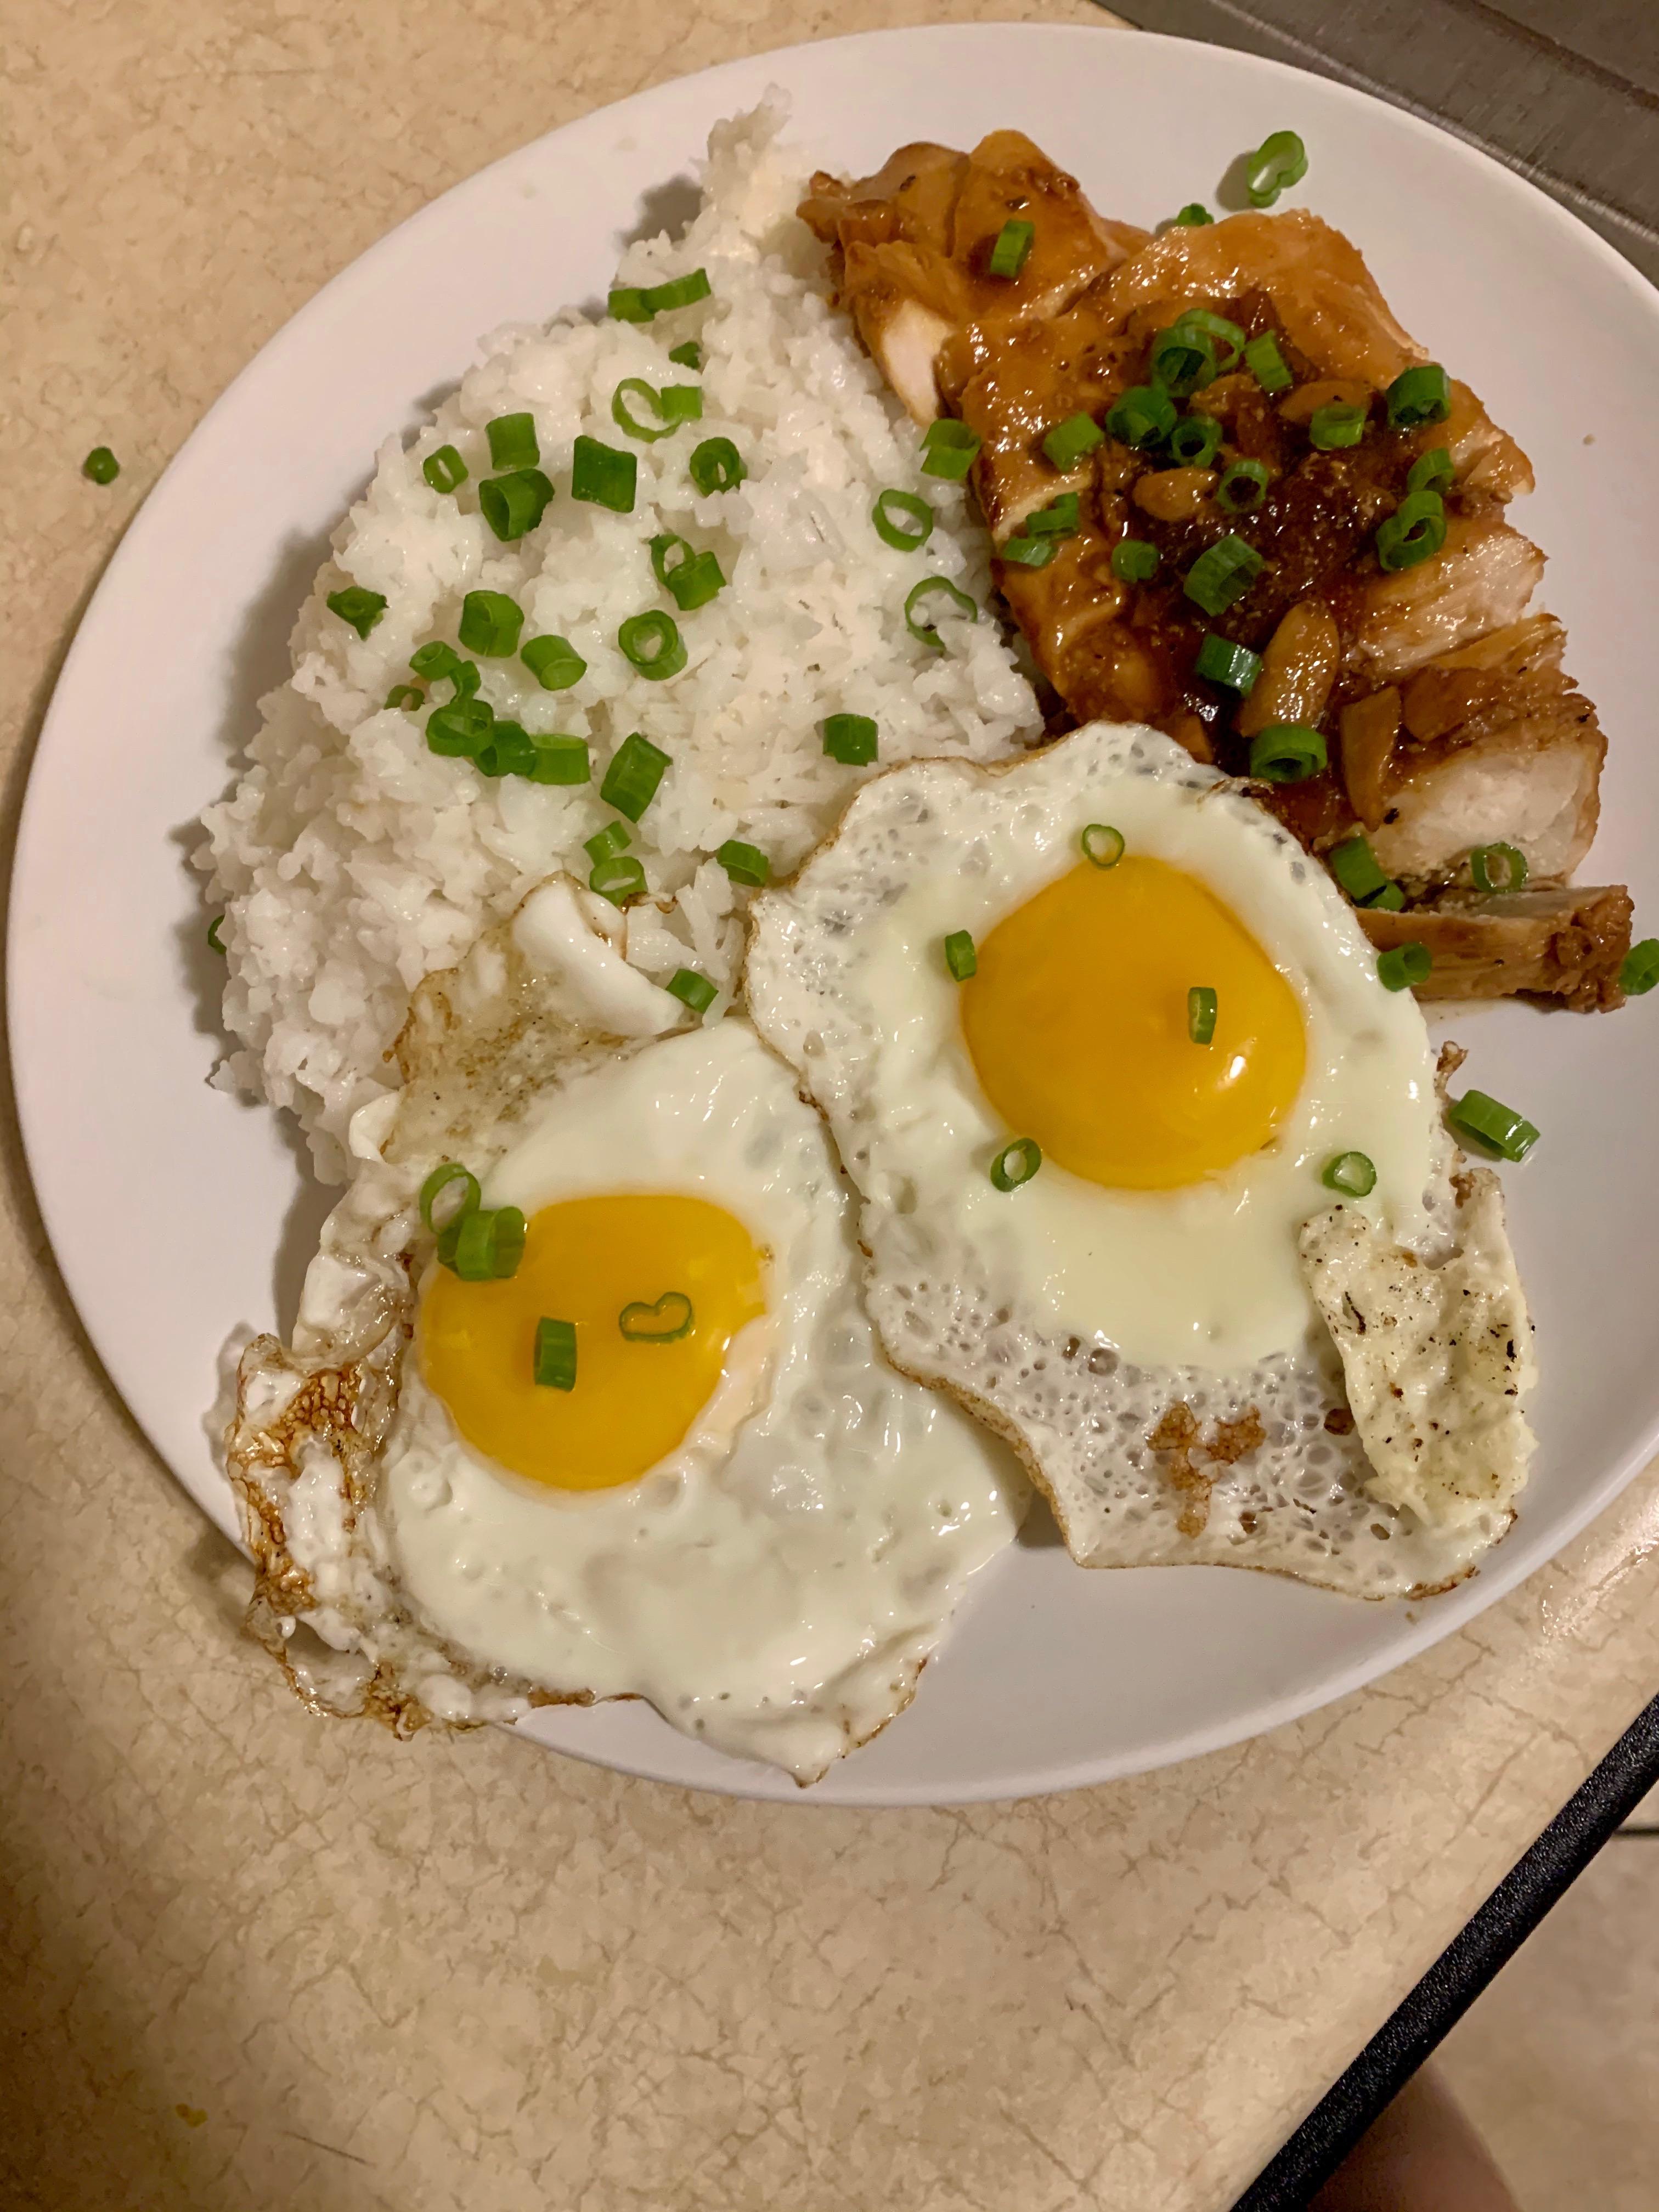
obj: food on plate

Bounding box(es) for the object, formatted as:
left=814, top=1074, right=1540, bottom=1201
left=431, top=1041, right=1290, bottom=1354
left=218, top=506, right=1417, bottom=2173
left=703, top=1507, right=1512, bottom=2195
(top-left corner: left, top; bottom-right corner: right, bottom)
left=227, top=884, right=1025, bottom=1781
left=802, top=132, right=1634, bottom=1009
left=745, top=721, right=1536, bottom=1596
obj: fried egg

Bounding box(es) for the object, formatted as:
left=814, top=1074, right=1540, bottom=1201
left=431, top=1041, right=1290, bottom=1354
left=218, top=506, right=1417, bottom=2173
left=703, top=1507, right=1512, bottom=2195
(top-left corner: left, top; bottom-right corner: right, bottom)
left=225, top=882, right=1025, bottom=1783
left=745, top=721, right=1535, bottom=1599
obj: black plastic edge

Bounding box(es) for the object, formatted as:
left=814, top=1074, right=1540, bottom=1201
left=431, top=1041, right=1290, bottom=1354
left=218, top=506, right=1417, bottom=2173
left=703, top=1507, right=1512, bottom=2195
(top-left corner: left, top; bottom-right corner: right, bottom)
left=1231, top=1690, right=1659, bottom=2208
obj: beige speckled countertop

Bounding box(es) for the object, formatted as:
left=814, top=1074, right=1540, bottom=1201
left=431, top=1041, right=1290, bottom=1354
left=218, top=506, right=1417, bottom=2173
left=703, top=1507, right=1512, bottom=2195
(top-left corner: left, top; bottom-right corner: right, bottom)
left=5, top=5, right=1659, bottom=2208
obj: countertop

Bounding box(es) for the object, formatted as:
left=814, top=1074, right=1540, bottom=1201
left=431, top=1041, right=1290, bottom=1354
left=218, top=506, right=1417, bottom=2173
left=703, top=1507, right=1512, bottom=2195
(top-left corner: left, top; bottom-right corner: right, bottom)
left=5, top=4, right=1659, bottom=2208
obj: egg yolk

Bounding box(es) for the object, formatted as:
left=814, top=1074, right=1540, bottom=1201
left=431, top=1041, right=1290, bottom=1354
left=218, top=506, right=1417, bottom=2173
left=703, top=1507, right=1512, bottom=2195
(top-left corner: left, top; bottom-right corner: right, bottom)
left=420, top=1193, right=767, bottom=1491
left=960, top=855, right=1306, bottom=1190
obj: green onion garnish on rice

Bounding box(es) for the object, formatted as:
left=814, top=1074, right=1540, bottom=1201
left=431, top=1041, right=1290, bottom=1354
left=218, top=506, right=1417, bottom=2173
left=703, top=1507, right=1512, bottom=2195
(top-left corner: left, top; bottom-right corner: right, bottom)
left=585, top=822, right=631, bottom=864
left=520, top=635, right=586, bottom=690
left=822, top=713, right=877, bottom=765
left=873, top=489, right=934, bottom=550
left=688, top=437, right=744, bottom=495
left=668, top=341, right=703, bottom=370
left=206, top=915, right=227, bottom=954
left=422, top=444, right=468, bottom=494
left=617, top=611, right=686, bottom=681
left=589, top=854, right=647, bottom=906
left=524, top=734, right=590, bottom=786
left=600, top=731, right=671, bottom=820
left=486, top=413, right=538, bottom=469
left=385, top=684, right=425, bottom=711
left=612, top=379, right=695, bottom=443
left=642, top=269, right=711, bottom=314
left=716, top=839, right=769, bottom=888
left=667, top=968, right=718, bottom=1015
left=571, top=436, right=636, bottom=512
left=920, top=419, right=981, bottom=481
left=426, top=699, right=494, bottom=759
left=478, top=467, right=554, bottom=541
left=458, top=590, right=524, bottom=657
left=409, top=642, right=480, bottom=700
left=904, top=575, right=977, bottom=651
left=326, top=586, right=387, bottom=639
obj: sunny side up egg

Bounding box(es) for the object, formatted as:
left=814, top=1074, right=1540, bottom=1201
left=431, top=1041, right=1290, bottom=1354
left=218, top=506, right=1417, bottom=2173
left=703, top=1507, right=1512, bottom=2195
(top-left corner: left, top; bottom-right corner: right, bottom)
left=226, top=887, right=1026, bottom=1785
left=746, top=720, right=1534, bottom=1600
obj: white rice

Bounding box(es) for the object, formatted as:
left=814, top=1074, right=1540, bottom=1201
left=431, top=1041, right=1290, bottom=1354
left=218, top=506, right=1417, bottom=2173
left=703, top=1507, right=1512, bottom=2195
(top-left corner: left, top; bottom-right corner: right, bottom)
left=196, top=100, right=1039, bottom=1181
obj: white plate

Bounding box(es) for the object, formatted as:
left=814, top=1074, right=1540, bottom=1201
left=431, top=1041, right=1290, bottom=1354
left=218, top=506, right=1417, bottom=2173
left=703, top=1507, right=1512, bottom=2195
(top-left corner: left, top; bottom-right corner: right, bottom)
left=13, top=25, right=1659, bottom=1805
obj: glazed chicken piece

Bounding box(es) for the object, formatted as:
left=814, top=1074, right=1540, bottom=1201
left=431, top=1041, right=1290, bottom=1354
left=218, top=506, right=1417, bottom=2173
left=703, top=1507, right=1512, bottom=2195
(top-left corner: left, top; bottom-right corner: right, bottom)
left=803, top=146, right=1630, bottom=1007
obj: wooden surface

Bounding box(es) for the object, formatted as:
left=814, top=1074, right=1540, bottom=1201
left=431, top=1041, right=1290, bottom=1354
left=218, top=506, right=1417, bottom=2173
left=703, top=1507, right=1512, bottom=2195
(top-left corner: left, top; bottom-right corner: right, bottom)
left=4, top=5, right=1659, bottom=2209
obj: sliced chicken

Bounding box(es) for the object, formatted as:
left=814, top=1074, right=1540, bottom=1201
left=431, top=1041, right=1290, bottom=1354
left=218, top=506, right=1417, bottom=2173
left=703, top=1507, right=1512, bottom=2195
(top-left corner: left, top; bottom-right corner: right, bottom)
left=803, top=136, right=1627, bottom=1007
left=1359, top=885, right=1632, bottom=1011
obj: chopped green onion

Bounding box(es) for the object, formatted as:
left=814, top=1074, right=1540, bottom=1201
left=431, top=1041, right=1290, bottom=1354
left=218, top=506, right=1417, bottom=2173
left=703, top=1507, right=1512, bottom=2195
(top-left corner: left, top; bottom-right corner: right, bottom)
left=584, top=821, right=631, bottom=864
left=450, top=1204, right=527, bottom=1280
left=988, top=219, right=1035, bottom=277
left=1081, top=822, right=1125, bottom=868
left=651, top=533, right=692, bottom=585
left=1620, top=938, right=1659, bottom=996
left=1174, top=310, right=1246, bottom=371
left=1322, top=1150, right=1376, bottom=1197
left=715, top=839, right=769, bottom=888
left=524, top=733, right=591, bottom=786
left=426, top=699, right=494, bottom=759
left=1244, top=330, right=1293, bottom=394
left=1216, top=457, right=1270, bottom=513
left=1042, top=412, right=1105, bottom=471
left=1245, top=129, right=1308, bottom=208
left=659, top=386, right=702, bottom=425
left=600, top=730, right=671, bottom=819
left=1172, top=204, right=1213, bottom=227
left=1112, top=538, right=1159, bottom=583
left=1167, top=413, right=1223, bottom=467
left=206, top=915, right=226, bottom=954
left=611, top=377, right=676, bottom=443
left=608, top=286, right=653, bottom=322
left=688, top=437, right=744, bottom=494
left=666, top=549, right=725, bottom=611
left=619, top=1291, right=696, bottom=1341
left=1376, top=487, right=1447, bottom=571
left=1470, top=842, right=1528, bottom=894
left=1249, top=724, right=1327, bottom=782
left=617, top=611, right=687, bottom=681
left=458, top=590, right=524, bottom=657
left=533, top=1317, right=577, bottom=1391
left=479, top=467, right=555, bottom=540
left=1376, top=941, right=1432, bottom=991
left=485, top=412, right=538, bottom=469
left=1328, top=833, right=1391, bottom=902
left=944, top=930, right=977, bottom=981
left=904, top=575, right=977, bottom=650
left=82, top=445, right=120, bottom=484
left=667, top=968, right=718, bottom=1014
left=1194, top=634, right=1261, bottom=692
left=990, top=1137, right=1042, bottom=1192
left=385, top=684, right=425, bottom=711
left=921, top=418, right=982, bottom=481
left=644, top=268, right=711, bottom=315
left=1150, top=325, right=1217, bottom=398
left=422, top=444, right=467, bottom=494
left=1104, top=384, right=1178, bottom=450
left=1368, top=880, right=1407, bottom=912
left=571, top=436, right=636, bottom=512
left=1448, top=1089, right=1539, bottom=1163
left=1183, top=535, right=1262, bottom=614
left=822, top=712, right=878, bottom=765
left=1386, top=364, right=1452, bottom=430
left=872, top=488, right=934, bottom=550
left=1026, top=493, right=1080, bottom=537
left=409, top=641, right=479, bottom=700
left=475, top=720, right=535, bottom=778
left=520, top=634, right=586, bottom=690
left=326, top=586, right=387, bottom=639
left=1308, top=402, right=1367, bottom=450
left=668, top=341, right=703, bottom=369
left=1407, top=446, right=1454, bottom=495
left=590, top=854, right=647, bottom=905
left=419, top=1162, right=481, bottom=1234
left=1000, top=533, right=1056, bottom=568
left=1188, top=985, right=1217, bottom=1045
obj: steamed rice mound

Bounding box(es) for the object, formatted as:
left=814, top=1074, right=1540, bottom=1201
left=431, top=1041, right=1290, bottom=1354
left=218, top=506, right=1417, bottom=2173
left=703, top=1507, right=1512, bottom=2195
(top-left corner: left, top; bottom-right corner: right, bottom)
left=196, top=101, right=1039, bottom=1180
